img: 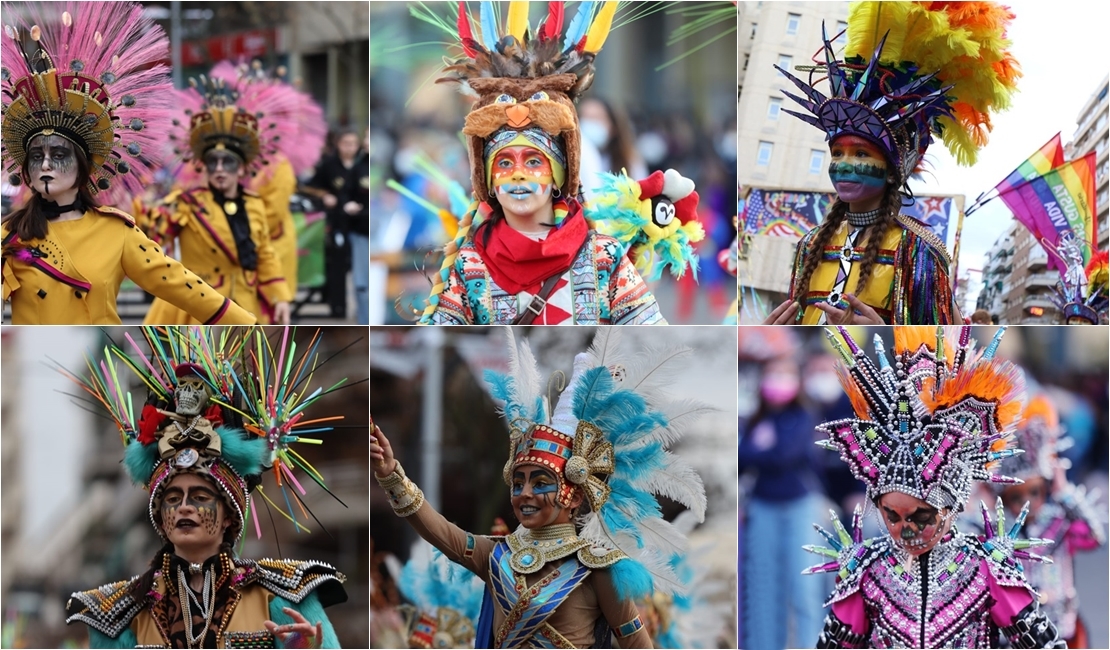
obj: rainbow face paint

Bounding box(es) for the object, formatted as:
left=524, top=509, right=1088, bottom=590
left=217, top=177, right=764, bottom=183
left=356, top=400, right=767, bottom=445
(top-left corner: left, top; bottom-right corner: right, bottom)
left=829, top=135, right=889, bottom=204
left=491, top=145, right=554, bottom=215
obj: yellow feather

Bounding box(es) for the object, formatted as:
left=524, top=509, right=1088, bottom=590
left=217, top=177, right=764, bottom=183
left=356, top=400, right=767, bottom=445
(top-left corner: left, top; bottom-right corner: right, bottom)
left=583, top=1, right=618, bottom=54
left=506, top=0, right=529, bottom=43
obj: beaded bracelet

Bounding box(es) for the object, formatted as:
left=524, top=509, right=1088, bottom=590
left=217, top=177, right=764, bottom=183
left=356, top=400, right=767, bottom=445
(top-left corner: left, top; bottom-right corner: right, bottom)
left=375, top=463, right=425, bottom=517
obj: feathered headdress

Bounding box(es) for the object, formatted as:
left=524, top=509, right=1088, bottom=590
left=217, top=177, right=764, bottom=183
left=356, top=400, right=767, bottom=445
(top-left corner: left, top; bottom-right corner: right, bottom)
left=485, top=328, right=713, bottom=597
left=1, top=1, right=174, bottom=198
left=55, top=326, right=353, bottom=545
left=816, top=325, right=1027, bottom=511
left=397, top=542, right=484, bottom=649
left=776, top=1, right=1020, bottom=186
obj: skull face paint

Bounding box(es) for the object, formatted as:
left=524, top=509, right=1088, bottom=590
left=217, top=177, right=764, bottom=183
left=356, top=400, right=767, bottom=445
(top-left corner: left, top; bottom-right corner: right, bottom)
left=828, top=135, right=889, bottom=205
left=174, top=377, right=211, bottom=416
left=159, top=473, right=229, bottom=552
left=510, top=465, right=574, bottom=529
left=878, top=491, right=954, bottom=556
left=204, top=148, right=244, bottom=195
left=27, top=133, right=79, bottom=199
left=490, top=145, right=554, bottom=219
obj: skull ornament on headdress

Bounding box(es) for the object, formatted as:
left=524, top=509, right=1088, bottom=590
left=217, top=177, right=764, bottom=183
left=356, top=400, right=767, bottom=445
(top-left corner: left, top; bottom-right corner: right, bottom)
left=816, top=326, right=1027, bottom=511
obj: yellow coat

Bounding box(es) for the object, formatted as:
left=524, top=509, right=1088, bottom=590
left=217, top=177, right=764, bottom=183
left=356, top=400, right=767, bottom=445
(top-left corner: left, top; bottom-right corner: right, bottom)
left=1, top=206, right=255, bottom=325
left=144, top=188, right=293, bottom=325
left=252, top=157, right=299, bottom=294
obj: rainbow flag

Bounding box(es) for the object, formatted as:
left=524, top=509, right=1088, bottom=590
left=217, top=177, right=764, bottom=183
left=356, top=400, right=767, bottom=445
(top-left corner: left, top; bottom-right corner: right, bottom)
left=995, top=133, right=1065, bottom=197
left=996, top=151, right=1098, bottom=272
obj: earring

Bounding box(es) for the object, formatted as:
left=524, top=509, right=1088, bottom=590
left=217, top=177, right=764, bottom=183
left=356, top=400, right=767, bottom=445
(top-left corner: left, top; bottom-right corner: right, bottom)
left=551, top=186, right=562, bottom=199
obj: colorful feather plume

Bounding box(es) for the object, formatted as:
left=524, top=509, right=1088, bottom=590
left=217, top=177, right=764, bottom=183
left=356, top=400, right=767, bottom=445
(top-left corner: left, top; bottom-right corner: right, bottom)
left=844, top=1, right=1021, bottom=166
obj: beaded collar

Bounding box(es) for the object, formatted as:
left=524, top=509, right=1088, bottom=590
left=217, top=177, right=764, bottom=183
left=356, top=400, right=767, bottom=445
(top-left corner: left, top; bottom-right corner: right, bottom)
left=846, top=207, right=884, bottom=227
left=505, top=523, right=589, bottom=574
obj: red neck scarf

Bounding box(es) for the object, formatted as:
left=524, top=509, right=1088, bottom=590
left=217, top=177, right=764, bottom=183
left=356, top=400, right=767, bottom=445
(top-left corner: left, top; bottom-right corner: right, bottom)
left=474, top=200, right=589, bottom=295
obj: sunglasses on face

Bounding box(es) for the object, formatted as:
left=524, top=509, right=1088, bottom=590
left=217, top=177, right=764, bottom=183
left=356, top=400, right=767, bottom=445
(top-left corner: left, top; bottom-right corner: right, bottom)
left=204, top=152, right=242, bottom=173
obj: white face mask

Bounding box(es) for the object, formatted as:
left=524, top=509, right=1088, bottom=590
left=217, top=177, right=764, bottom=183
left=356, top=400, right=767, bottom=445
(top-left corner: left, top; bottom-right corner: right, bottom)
left=804, top=373, right=843, bottom=404
left=579, top=119, right=611, bottom=148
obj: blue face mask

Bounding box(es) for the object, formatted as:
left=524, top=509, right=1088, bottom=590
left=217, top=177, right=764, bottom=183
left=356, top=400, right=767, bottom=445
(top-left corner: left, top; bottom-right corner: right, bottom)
left=579, top=119, right=610, bottom=148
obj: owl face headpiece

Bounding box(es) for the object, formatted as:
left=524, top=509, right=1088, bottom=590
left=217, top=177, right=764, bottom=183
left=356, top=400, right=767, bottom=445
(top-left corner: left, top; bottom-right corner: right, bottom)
left=817, top=326, right=1027, bottom=511
left=776, top=2, right=1019, bottom=188
left=1, top=1, right=174, bottom=197
left=433, top=1, right=625, bottom=204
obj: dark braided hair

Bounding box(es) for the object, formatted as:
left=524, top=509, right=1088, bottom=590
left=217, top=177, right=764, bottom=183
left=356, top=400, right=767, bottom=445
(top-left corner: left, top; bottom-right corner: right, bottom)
left=793, top=183, right=905, bottom=323
left=130, top=542, right=175, bottom=605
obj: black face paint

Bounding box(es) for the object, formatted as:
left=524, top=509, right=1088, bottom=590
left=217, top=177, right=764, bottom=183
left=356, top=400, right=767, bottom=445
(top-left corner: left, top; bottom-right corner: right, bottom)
left=161, top=485, right=222, bottom=536
left=204, top=150, right=242, bottom=173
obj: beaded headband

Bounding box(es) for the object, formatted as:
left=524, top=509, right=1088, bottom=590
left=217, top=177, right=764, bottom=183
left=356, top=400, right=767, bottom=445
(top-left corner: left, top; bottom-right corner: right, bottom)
left=816, top=326, right=1027, bottom=511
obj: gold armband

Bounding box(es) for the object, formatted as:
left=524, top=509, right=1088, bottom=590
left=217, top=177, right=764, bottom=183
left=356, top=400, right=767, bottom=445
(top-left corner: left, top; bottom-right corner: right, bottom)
left=374, top=463, right=425, bottom=517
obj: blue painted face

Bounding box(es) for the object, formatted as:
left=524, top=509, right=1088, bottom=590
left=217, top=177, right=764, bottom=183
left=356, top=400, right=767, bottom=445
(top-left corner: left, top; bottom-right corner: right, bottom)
left=828, top=135, right=890, bottom=205
left=510, top=465, right=572, bottom=529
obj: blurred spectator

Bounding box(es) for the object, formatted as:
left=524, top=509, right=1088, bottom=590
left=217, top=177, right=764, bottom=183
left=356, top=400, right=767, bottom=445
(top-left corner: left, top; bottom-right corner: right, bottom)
left=307, top=128, right=366, bottom=320
left=739, top=355, right=826, bottom=650
left=578, top=96, right=648, bottom=192
left=971, top=309, right=992, bottom=324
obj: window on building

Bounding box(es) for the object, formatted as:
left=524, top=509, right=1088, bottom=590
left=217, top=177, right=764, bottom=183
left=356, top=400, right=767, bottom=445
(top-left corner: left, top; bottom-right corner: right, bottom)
left=809, top=149, right=825, bottom=174
left=777, top=54, right=792, bottom=76
left=835, top=20, right=848, bottom=46
left=786, top=13, right=801, bottom=36
left=751, top=22, right=758, bottom=38
left=757, top=141, right=774, bottom=167
left=767, top=97, right=782, bottom=120
left=743, top=53, right=750, bottom=71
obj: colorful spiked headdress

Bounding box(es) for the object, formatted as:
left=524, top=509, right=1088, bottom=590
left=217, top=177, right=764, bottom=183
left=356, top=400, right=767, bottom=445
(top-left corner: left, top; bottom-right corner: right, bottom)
left=56, top=326, right=353, bottom=546
left=486, top=328, right=711, bottom=597
left=0, top=1, right=174, bottom=197
left=415, top=1, right=626, bottom=204
left=816, top=326, right=1027, bottom=511
left=998, top=394, right=1069, bottom=483
left=776, top=1, right=1020, bottom=186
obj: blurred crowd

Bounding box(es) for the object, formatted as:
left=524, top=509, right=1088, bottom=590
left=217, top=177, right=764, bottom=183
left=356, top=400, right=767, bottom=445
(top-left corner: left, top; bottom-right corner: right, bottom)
left=737, top=327, right=1110, bottom=650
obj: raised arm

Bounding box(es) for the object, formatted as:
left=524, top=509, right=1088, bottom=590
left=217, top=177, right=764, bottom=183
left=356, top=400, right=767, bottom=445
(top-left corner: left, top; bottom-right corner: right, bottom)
left=371, top=422, right=492, bottom=578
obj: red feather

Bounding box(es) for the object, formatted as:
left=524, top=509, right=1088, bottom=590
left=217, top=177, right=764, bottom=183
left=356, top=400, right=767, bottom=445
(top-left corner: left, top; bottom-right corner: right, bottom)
left=457, top=2, right=478, bottom=58
left=540, top=2, right=564, bottom=41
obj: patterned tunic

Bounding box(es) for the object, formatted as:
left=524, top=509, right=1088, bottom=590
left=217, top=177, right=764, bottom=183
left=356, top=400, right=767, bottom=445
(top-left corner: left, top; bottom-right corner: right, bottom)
left=428, top=229, right=665, bottom=325
left=788, top=215, right=957, bottom=324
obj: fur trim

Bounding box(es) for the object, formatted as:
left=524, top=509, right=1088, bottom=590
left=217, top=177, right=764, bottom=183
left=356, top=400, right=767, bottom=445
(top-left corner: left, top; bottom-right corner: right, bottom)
left=123, top=440, right=161, bottom=486
left=216, top=425, right=267, bottom=478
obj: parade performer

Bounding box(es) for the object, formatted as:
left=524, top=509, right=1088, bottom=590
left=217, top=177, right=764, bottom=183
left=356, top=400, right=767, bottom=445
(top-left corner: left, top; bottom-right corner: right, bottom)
left=394, top=542, right=485, bottom=649
left=996, top=394, right=1105, bottom=647
left=0, top=1, right=254, bottom=325
left=214, top=60, right=328, bottom=300
left=142, top=72, right=294, bottom=325
left=62, top=326, right=350, bottom=648
left=764, top=2, right=1020, bottom=325
left=805, top=325, right=1064, bottom=648
left=1049, top=235, right=1107, bottom=324
left=373, top=329, right=712, bottom=647
left=414, top=1, right=704, bottom=325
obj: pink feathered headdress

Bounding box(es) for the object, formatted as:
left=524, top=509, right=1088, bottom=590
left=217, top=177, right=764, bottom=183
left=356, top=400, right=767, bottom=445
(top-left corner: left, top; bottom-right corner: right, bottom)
left=1, top=1, right=174, bottom=202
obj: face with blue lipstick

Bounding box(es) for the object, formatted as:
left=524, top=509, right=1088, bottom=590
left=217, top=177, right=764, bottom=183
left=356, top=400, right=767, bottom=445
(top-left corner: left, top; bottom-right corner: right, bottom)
left=511, top=465, right=581, bottom=529
left=828, top=135, right=892, bottom=210
left=491, top=145, right=556, bottom=221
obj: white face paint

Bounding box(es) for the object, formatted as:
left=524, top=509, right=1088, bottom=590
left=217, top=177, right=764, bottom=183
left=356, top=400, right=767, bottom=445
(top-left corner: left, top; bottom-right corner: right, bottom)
left=174, top=378, right=211, bottom=416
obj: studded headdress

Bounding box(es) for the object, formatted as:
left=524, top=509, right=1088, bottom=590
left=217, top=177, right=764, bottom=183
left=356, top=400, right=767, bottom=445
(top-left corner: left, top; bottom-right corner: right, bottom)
left=0, top=1, right=174, bottom=197
left=397, top=542, right=484, bottom=649
left=486, top=328, right=711, bottom=596
left=998, top=393, right=1070, bottom=483
left=56, top=326, right=353, bottom=544
left=776, top=1, right=1020, bottom=187
left=817, top=326, right=1027, bottom=511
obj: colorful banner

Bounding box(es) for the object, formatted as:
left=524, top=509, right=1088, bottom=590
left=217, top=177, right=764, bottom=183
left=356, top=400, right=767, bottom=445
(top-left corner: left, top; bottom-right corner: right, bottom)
left=743, top=187, right=960, bottom=245
left=742, top=189, right=833, bottom=237
left=996, top=152, right=1098, bottom=272
left=901, top=195, right=959, bottom=244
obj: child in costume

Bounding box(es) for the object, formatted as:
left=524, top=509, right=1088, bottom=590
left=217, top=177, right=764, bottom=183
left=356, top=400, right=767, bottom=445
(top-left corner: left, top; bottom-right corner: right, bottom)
left=806, top=326, right=1064, bottom=648
left=62, top=326, right=351, bottom=648
left=996, top=394, right=1105, bottom=648
left=142, top=71, right=295, bottom=326
left=373, top=329, right=713, bottom=647
left=416, top=1, right=704, bottom=325
left=764, top=2, right=1019, bottom=325
left=0, top=1, right=254, bottom=325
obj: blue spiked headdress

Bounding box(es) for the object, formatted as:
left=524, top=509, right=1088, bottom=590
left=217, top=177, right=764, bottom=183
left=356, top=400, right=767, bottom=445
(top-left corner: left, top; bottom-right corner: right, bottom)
left=774, top=26, right=953, bottom=187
